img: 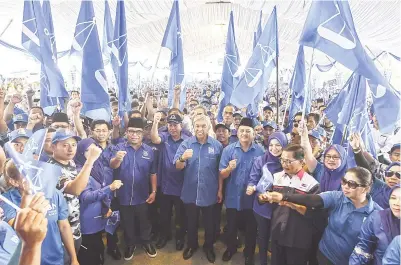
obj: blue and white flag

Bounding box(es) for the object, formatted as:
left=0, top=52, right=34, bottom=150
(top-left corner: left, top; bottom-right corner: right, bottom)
left=105, top=211, right=120, bottom=235
left=102, top=0, right=113, bottom=64
left=217, top=11, right=241, bottom=122
left=230, top=6, right=278, bottom=108
left=110, top=0, right=129, bottom=118
left=22, top=129, right=47, bottom=160
left=22, top=0, right=68, bottom=100
left=252, top=11, right=263, bottom=49
left=161, top=0, right=185, bottom=107
left=299, top=0, right=400, bottom=133
left=5, top=142, right=62, bottom=199
left=71, top=0, right=110, bottom=120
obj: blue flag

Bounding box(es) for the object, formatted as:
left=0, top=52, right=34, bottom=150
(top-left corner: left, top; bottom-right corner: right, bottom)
left=22, top=1, right=68, bottom=100
left=161, top=0, right=185, bottom=107
left=217, top=11, right=241, bottom=122
left=22, top=129, right=47, bottom=160
left=110, top=0, right=129, bottom=118
left=299, top=0, right=400, bottom=133
left=71, top=0, right=110, bottom=120
left=230, top=6, right=278, bottom=108
left=5, top=142, right=62, bottom=199
left=285, top=46, right=308, bottom=133
left=252, top=32, right=257, bottom=50
left=252, top=11, right=263, bottom=50
left=105, top=211, right=120, bottom=235
left=102, top=0, right=113, bottom=64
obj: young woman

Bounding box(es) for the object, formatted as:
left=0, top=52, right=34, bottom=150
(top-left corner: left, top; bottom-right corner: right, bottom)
left=246, top=132, right=288, bottom=265
left=75, top=139, right=123, bottom=265
left=262, top=167, right=382, bottom=265
left=350, top=185, right=400, bottom=265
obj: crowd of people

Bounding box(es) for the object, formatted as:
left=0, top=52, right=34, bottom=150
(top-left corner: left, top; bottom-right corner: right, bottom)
left=0, top=81, right=399, bottom=265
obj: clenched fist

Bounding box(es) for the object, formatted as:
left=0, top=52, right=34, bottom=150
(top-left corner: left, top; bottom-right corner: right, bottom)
left=227, top=159, right=237, bottom=170
left=181, top=149, right=193, bottom=161
left=154, top=112, right=162, bottom=123
left=246, top=185, right=256, bottom=195
left=115, top=151, right=127, bottom=161
left=110, top=180, right=123, bottom=191
left=86, top=145, right=102, bottom=163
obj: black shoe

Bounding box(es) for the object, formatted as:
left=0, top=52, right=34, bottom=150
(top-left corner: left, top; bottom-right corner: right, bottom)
left=107, top=247, right=122, bottom=260
left=183, top=247, right=198, bottom=260
left=124, top=246, right=136, bottom=261
left=245, top=256, right=255, bottom=265
left=143, top=244, right=157, bottom=258
left=176, top=239, right=185, bottom=251
left=156, top=237, right=169, bottom=249
left=222, top=249, right=236, bottom=261
left=204, top=248, right=216, bottom=263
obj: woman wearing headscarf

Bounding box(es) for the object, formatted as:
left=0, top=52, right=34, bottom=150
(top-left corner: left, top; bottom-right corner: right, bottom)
left=246, top=132, right=288, bottom=265
left=261, top=167, right=382, bottom=265
left=349, top=185, right=400, bottom=265
left=349, top=132, right=399, bottom=208
left=75, top=138, right=123, bottom=265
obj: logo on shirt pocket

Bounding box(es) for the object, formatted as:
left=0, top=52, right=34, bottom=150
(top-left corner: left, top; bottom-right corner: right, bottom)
left=208, top=147, right=215, bottom=154
left=142, top=150, right=150, bottom=160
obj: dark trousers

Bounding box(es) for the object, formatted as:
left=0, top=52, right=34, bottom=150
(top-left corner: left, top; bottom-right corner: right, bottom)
left=120, top=203, right=152, bottom=247
left=226, top=208, right=257, bottom=257
left=78, top=231, right=104, bottom=265
left=271, top=240, right=309, bottom=265
left=254, top=213, right=271, bottom=265
left=214, top=202, right=223, bottom=238
left=316, top=250, right=335, bottom=265
left=148, top=188, right=161, bottom=235
left=185, top=203, right=215, bottom=249
left=160, top=193, right=186, bottom=240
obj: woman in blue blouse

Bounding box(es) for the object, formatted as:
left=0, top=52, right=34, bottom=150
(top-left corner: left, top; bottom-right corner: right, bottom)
left=246, top=132, right=288, bottom=265
left=75, top=139, right=123, bottom=265
left=262, top=167, right=382, bottom=265
left=350, top=185, right=400, bottom=265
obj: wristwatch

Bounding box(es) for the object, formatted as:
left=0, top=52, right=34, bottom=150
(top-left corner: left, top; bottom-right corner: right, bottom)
left=179, top=156, right=185, bottom=162
left=152, top=190, right=157, bottom=194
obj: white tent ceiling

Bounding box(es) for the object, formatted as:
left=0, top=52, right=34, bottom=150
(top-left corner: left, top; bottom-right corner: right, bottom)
left=0, top=0, right=399, bottom=74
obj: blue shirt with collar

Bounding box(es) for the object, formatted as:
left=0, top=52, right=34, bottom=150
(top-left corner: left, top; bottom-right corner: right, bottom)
left=0, top=188, right=68, bottom=265
left=0, top=221, right=19, bottom=265
left=112, top=142, right=157, bottom=206
left=318, top=191, right=382, bottom=265
left=219, top=141, right=264, bottom=210
left=382, top=235, right=400, bottom=265
left=159, top=131, right=191, bottom=196
left=174, top=136, right=223, bottom=207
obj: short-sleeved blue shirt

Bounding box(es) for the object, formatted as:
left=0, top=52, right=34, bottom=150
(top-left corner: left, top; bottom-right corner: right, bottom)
left=0, top=221, right=19, bottom=265
left=174, top=136, right=223, bottom=206
left=319, top=191, right=382, bottom=265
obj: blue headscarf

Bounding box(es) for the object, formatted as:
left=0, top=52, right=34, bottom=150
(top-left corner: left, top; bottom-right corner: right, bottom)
left=379, top=185, right=400, bottom=242
left=263, top=132, right=289, bottom=174
left=74, top=138, right=105, bottom=185
left=385, top=162, right=401, bottom=172
left=320, top=144, right=348, bottom=192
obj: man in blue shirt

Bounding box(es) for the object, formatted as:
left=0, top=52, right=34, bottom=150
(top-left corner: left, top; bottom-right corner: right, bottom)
left=0, top=218, right=19, bottom=264
left=174, top=114, right=223, bottom=263
left=110, top=118, right=158, bottom=261
left=151, top=112, right=190, bottom=251
left=219, top=118, right=264, bottom=265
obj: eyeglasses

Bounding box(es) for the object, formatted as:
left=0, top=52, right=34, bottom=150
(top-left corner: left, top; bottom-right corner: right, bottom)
left=126, top=130, right=143, bottom=135
left=279, top=158, right=299, bottom=165
left=385, top=171, right=401, bottom=179
left=324, top=155, right=341, bottom=161
left=341, top=177, right=366, bottom=189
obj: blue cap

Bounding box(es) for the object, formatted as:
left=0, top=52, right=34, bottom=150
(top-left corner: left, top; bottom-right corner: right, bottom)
left=51, top=129, right=81, bottom=144
left=390, top=143, right=400, bottom=153
left=9, top=128, right=32, bottom=142
left=12, top=113, right=28, bottom=124
left=308, top=129, right=322, bottom=141
left=262, top=121, right=277, bottom=129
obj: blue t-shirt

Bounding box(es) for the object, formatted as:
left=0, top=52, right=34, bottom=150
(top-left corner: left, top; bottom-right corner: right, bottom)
left=0, top=221, right=19, bottom=265
left=0, top=188, right=68, bottom=265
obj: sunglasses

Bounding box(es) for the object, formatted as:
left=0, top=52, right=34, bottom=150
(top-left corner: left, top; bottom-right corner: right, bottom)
left=385, top=171, right=401, bottom=179
left=341, top=177, right=366, bottom=189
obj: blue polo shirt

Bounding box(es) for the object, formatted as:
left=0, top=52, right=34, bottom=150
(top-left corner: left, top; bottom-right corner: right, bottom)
left=318, top=191, right=382, bottom=265
left=112, top=142, right=157, bottom=206
left=159, top=132, right=191, bottom=196
left=0, top=188, right=68, bottom=265
left=0, top=221, right=19, bottom=265
left=219, top=141, right=264, bottom=210
left=174, top=136, right=223, bottom=207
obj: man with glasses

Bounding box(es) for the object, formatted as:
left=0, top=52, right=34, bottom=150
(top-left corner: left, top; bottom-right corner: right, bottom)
left=260, top=144, right=320, bottom=265
left=219, top=118, right=264, bottom=265
left=110, top=118, right=158, bottom=261
left=222, top=105, right=235, bottom=130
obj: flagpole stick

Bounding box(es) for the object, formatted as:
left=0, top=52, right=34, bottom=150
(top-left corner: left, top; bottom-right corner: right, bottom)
left=0, top=19, right=13, bottom=38
left=300, top=48, right=315, bottom=123
left=281, top=90, right=291, bottom=127
left=150, top=47, right=162, bottom=82
left=275, top=54, right=279, bottom=124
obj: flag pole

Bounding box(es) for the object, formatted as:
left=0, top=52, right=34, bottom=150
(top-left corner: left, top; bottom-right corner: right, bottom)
left=281, top=90, right=291, bottom=127
left=301, top=48, right=315, bottom=123
left=0, top=19, right=13, bottom=38
left=275, top=54, right=279, bottom=124
left=150, top=47, right=162, bottom=82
